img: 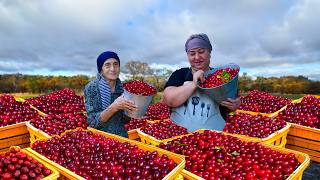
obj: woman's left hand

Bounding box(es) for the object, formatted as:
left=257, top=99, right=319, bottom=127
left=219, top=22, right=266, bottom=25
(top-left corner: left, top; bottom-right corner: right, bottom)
left=220, top=97, right=240, bottom=111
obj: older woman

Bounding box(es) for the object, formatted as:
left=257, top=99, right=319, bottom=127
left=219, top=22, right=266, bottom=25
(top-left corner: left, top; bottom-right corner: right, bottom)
left=84, top=51, right=137, bottom=137
left=163, top=33, right=240, bottom=132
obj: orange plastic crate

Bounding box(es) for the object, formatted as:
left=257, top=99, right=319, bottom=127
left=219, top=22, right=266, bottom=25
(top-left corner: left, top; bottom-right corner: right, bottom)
left=0, top=122, right=30, bottom=151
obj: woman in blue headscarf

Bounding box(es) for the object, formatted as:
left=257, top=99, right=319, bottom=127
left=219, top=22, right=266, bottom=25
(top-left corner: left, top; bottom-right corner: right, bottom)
left=84, top=51, right=137, bottom=137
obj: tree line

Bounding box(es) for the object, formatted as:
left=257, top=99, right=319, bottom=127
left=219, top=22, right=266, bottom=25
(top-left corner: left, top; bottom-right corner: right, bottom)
left=0, top=61, right=319, bottom=95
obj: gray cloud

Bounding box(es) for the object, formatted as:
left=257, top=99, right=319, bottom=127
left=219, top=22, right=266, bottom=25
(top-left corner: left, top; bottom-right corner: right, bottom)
left=0, top=0, right=319, bottom=79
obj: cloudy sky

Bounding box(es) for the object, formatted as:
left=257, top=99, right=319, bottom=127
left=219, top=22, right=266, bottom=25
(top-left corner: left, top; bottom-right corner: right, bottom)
left=0, top=0, right=319, bottom=80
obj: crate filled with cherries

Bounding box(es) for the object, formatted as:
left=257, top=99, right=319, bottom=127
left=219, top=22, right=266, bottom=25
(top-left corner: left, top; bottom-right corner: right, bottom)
left=278, top=95, right=320, bottom=129
left=30, top=129, right=183, bottom=179
left=239, top=90, right=291, bottom=114
left=158, top=130, right=306, bottom=180
left=139, top=120, right=188, bottom=141
left=124, top=117, right=149, bottom=131
left=30, top=113, right=88, bottom=136
left=0, top=147, right=56, bottom=180
left=25, top=88, right=85, bottom=115
left=224, top=112, right=287, bottom=138
left=0, top=94, right=41, bottom=127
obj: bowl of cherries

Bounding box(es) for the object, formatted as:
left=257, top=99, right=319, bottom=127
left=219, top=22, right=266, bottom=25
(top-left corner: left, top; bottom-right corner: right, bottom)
left=198, top=63, right=240, bottom=103
left=123, top=80, right=157, bottom=118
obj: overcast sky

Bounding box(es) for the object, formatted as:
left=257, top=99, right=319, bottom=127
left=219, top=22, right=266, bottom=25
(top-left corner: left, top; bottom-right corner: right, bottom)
left=0, top=0, right=319, bottom=80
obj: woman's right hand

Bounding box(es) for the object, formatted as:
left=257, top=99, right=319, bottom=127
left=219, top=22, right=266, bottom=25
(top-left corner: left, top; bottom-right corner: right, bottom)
left=193, top=70, right=205, bottom=87
left=112, top=95, right=138, bottom=112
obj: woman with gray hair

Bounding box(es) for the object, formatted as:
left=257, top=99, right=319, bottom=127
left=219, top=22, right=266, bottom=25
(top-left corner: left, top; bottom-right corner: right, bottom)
left=163, top=33, right=240, bottom=132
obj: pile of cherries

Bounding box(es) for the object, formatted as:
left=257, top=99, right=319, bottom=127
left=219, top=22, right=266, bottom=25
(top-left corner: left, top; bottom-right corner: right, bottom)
left=199, top=68, right=239, bottom=88
left=278, top=95, right=320, bottom=129
left=25, top=88, right=85, bottom=115
left=124, top=118, right=149, bottom=131
left=123, top=80, right=156, bottom=96
left=146, top=103, right=171, bottom=120
left=0, top=94, right=40, bottom=127
left=224, top=112, right=287, bottom=138
left=30, top=113, right=88, bottom=136
left=239, top=90, right=291, bottom=113
left=140, top=120, right=188, bottom=140
left=32, top=130, right=176, bottom=179
left=159, top=130, right=300, bottom=179
left=0, top=147, right=52, bottom=180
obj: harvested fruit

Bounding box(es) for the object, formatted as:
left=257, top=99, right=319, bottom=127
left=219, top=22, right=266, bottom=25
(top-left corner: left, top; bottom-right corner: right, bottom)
left=25, top=88, right=85, bottom=115
left=30, top=113, right=88, bottom=136
left=146, top=103, right=171, bottom=120
left=239, top=90, right=291, bottom=113
left=199, top=68, right=239, bottom=88
left=159, top=130, right=300, bottom=179
left=278, top=95, right=320, bottom=129
left=224, top=112, right=287, bottom=138
left=124, top=118, right=149, bottom=131
left=32, top=130, right=177, bottom=179
left=0, top=94, right=40, bottom=127
left=123, top=80, right=156, bottom=96
left=0, top=147, right=52, bottom=179
left=140, top=120, right=188, bottom=140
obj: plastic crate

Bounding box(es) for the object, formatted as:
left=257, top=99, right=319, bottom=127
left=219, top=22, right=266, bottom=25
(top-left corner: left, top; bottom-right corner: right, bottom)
left=26, top=121, right=51, bottom=143
left=127, top=119, right=165, bottom=140
left=0, top=122, right=30, bottom=152
left=236, top=103, right=288, bottom=118
left=137, top=129, right=188, bottom=146
left=224, top=122, right=291, bottom=148
left=26, top=127, right=185, bottom=180
left=0, top=146, right=60, bottom=179
left=283, top=95, right=320, bottom=162
left=127, top=129, right=140, bottom=140
left=177, top=130, right=310, bottom=180
left=286, top=123, right=320, bottom=162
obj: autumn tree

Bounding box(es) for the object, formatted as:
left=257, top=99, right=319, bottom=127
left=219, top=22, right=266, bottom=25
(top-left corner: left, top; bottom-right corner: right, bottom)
left=124, top=61, right=153, bottom=80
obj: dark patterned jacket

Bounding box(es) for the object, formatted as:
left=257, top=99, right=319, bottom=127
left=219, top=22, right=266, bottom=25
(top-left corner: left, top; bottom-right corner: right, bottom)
left=84, top=75, right=128, bottom=137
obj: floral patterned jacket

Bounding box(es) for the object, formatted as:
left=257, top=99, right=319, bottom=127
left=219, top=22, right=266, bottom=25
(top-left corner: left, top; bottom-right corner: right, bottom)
left=84, top=75, right=128, bottom=137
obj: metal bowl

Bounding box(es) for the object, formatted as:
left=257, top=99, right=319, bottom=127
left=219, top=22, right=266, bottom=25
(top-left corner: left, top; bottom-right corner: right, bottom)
left=123, top=89, right=154, bottom=118
left=198, top=63, right=240, bottom=103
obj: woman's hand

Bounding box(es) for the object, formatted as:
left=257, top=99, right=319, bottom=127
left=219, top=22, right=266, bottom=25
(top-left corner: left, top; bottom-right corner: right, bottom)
left=220, top=97, right=241, bottom=111
left=111, top=95, right=138, bottom=112
left=193, top=70, right=205, bottom=87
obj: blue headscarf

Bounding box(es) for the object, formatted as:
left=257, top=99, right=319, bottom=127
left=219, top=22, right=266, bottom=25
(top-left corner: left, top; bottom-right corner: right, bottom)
left=97, top=51, right=120, bottom=72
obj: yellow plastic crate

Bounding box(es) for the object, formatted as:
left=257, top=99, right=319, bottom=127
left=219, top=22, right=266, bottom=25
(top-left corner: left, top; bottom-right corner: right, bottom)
left=26, top=127, right=185, bottom=180
left=236, top=104, right=288, bottom=118
left=177, top=130, right=310, bottom=180
left=0, top=146, right=60, bottom=179
left=0, top=122, right=30, bottom=151
left=16, top=97, right=48, bottom=117
left=284, top=95, right=320, bottom=162
left=137, top=128, right=188, bottom=146
left=286, top=123, right=320, bottom=162
left=127, top=119, right=165, bottom=140
left=225, top=111, right=291, bottom=148
left=26, top=121, right=51, bottom=143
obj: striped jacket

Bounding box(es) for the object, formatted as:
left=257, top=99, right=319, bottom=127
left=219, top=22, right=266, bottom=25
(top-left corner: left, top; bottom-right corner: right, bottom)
left=84, top=75, right=128, bottom=137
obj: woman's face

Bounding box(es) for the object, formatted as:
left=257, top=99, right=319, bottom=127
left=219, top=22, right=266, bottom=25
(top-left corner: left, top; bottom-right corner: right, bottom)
left=101, top=58, right=120, bottom=81
left=187, top=48, right=211, bottom=71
